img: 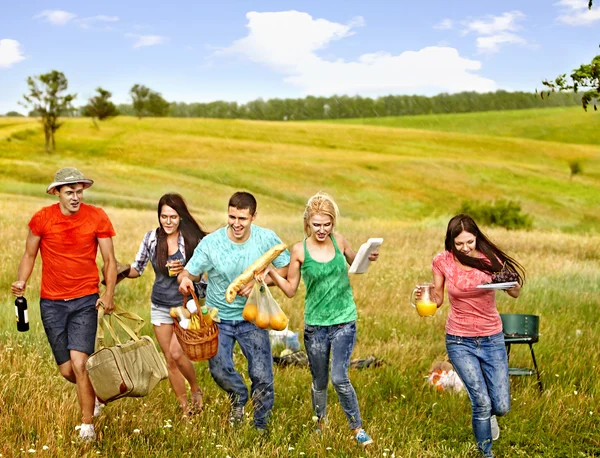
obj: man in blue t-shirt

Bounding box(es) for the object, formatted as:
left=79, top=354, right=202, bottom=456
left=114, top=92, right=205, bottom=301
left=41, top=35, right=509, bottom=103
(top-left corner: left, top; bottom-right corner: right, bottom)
left=179, top=191, right=289, bottom=430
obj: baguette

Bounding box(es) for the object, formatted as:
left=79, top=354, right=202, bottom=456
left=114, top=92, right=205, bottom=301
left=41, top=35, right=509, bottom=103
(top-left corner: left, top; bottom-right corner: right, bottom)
left=225, top=243, right=287, bottom=303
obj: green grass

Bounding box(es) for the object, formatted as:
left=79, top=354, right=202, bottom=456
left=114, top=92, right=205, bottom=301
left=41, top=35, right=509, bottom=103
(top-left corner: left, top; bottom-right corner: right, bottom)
left=0, top=113, right=599, bottom=457
left=323, top=107, right=600, bottom=146
left=1, top=115, right=599, bottom=232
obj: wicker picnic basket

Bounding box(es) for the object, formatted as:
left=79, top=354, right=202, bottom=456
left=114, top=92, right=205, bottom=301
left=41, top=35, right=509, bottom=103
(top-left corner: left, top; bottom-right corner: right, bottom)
left=173, top=289, right=219, bottom=362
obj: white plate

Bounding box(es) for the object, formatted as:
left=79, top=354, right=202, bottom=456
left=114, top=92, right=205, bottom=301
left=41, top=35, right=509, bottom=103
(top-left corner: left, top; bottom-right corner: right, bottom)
left=476, top=281, right=518, bottom=290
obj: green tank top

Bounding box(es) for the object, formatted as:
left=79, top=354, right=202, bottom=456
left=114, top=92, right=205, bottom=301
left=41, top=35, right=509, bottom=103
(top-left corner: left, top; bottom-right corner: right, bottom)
left=301, top=235, right=357, bottom=326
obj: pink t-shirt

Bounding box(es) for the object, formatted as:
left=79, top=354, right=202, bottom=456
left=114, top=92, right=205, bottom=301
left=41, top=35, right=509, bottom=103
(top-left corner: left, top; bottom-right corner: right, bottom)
left=432, top=250, right=502, bottom=337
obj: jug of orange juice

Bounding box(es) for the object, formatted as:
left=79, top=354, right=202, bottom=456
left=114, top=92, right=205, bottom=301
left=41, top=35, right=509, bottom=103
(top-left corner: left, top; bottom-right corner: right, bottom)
left=410, top=283, right=438, bottom=317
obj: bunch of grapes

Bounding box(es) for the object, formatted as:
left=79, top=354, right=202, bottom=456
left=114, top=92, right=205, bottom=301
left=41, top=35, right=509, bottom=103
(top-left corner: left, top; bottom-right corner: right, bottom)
left=491, top=267, right=519, bottom=283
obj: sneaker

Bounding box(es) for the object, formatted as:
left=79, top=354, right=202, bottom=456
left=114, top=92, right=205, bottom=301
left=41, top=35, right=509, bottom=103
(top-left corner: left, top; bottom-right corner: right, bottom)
left=490, top=415, right=500, bottom=441
left=78, top=423, right=96, bottom=442
left=229, top=405, right=245, bottom=426
left=355, top=429, right=373, bottom=446
left=93, top=398, right=105, bottom=418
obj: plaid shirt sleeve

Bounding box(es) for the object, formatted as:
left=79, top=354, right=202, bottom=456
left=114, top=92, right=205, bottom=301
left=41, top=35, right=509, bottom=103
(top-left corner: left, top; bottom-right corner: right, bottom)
left=131, top=230, right=155, bottom=275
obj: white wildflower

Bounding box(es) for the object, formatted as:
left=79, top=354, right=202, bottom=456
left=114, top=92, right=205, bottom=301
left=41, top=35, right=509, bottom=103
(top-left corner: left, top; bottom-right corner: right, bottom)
left=133, top=429, right=140, bottom=434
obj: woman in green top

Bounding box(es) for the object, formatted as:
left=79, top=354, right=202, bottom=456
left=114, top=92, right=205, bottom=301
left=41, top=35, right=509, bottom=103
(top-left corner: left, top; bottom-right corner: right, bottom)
left=260, top=192, right=379, bottom=446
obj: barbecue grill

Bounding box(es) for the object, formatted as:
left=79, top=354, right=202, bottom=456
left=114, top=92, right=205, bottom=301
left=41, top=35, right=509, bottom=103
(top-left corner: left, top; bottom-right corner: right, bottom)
left=500, top=314, right=543, bottom=392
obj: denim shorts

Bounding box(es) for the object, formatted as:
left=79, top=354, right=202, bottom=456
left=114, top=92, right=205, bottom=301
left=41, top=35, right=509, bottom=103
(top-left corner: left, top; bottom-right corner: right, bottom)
left=40, top=293, right=99, bottom=365
left=151, top=303, right=175, bottom=326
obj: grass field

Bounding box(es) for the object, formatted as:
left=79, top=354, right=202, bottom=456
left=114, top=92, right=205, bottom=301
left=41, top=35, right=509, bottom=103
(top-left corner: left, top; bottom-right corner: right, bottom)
left=324, top=107, right=600, bottom=146
left=0, top=111, right=599, bottom=457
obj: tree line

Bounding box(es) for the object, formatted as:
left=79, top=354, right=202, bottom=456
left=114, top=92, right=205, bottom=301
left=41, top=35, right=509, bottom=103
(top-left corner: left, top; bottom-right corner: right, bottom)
left=12, top=53, right=598, bottom=151
left=117, top=90, right=581, bottom=120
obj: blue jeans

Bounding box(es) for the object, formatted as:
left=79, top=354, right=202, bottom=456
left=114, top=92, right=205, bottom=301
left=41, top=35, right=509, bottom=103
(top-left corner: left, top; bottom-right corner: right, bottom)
left=446, top=332, right=511, bottom=458
left=304, top=321, right=362, bottom=430
left=208, top=319, right=274, bottom=429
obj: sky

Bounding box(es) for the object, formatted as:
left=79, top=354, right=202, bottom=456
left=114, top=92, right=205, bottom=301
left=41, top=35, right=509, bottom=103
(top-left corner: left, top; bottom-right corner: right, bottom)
left=1, top=0, right=599, bottom=114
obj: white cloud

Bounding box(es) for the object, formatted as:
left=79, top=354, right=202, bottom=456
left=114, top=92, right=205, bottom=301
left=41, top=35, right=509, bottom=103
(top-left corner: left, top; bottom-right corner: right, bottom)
left=34, top=10, right=77, bottom=26
left=463, top=11, right=525, bottom=35
left=91, top=15, right=120, bottom=22
left=77, top=15, right=120, bottom=29
left=219, top=11, right=496, bottom=96
left=475, top=33, right=526, bottom=54
left=555, top=0, right=600, bottom=25
left=126, top=34, right=168, bottom=49
left=0, top=39, right=26, bottom=68
left=462, top=11, right=527, bottom=54
left=434, top=19, right=453, bottom=30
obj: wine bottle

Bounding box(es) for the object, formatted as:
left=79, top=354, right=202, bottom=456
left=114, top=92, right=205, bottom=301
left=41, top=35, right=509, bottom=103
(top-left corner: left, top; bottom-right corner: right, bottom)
left=15, top=296, right=29, bottom=332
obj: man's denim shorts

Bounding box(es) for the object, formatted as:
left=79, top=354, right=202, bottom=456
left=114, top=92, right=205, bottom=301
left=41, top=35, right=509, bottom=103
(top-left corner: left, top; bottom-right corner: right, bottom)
left=40, top=293, right=99, bottom=365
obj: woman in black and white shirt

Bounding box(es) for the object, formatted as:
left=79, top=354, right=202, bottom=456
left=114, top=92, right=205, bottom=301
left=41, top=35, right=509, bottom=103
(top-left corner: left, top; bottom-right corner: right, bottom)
left=126, top=193, right=208, bottom=416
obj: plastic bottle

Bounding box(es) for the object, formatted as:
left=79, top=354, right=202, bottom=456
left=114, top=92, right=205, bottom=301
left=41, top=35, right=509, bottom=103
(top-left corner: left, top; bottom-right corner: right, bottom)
left=15, top=296, right=29, bottom=332
left=201, top=306, right=213, bottom=326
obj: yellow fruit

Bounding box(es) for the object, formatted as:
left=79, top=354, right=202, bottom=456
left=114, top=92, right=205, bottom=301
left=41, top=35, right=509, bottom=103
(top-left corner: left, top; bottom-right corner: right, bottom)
left=255, top=311, right=271, bottom=329
left=242, top=303, right=258, bottom=322
left=270, top=313, right=288, bottom=331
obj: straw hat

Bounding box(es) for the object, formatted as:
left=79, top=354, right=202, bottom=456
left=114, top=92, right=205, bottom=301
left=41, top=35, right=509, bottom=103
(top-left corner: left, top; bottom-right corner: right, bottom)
left=46, top=167, right=94, bottom=194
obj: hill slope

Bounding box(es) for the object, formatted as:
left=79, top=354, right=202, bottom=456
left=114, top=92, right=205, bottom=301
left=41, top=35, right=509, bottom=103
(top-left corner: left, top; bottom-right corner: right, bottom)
left=324, top=107, right=600, bottom=146
left=1, top=114, right=599, bottom=232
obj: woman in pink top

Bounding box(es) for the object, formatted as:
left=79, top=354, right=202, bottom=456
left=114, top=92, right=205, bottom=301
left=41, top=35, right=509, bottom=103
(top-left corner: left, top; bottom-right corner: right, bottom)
left=416, top=214, right=524, bottom=458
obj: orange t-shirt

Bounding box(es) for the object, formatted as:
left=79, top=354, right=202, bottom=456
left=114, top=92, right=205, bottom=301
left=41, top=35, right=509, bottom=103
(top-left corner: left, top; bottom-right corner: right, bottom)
left=29, top=203, right=116, bottom=300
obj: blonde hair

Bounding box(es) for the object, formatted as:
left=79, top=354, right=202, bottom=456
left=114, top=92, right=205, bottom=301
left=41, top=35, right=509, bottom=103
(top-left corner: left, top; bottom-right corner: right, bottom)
left=303, top=192, right=340, bottom=237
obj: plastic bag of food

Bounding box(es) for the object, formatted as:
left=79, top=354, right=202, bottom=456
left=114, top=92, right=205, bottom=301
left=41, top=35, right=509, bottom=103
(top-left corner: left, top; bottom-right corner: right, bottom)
left=242, top=281, right=288, bottom=331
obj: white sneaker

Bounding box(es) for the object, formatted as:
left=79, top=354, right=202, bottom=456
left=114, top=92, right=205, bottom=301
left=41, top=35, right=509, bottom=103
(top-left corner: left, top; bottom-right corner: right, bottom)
left=78, top=423, right=96, bottom=442
left=93, top=398, right=105, bottom=417
left=490, top=415, right=500, bottom=441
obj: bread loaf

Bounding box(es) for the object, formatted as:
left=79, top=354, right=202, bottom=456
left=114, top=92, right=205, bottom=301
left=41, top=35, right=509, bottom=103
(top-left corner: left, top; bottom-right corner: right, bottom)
left=225, top=243, right=287, bottom=303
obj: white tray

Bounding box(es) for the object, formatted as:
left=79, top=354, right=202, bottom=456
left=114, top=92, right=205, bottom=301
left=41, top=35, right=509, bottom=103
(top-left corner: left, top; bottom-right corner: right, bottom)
left=349, top=238, right=383, bottom=274
left=476, top=281, right=518, bottom=290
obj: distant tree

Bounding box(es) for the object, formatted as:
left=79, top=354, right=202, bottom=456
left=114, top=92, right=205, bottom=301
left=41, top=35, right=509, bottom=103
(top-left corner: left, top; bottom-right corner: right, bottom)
left=5, top=111, right=24, bottom=117
left=21, top=70, right=76, bottom=152
left=81, top=87, right=119, bottom=122
left=541, top=2, right=599, bottom=111
left=130, top=84, right=151, bottom=119
left=147, top=92, right=170, bottom=117
left=129, top=84, right=170, bottom=118
left=116, top=103, right=135, bottom=116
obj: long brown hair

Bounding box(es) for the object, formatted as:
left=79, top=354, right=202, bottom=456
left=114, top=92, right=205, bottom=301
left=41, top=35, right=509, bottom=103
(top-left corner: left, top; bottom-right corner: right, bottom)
left=444, top=214, right=525, bottom=284
left=155, top=194, right=207, bottom=275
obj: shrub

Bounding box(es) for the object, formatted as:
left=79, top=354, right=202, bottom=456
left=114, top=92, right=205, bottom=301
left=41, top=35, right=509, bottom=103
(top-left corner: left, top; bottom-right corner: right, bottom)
left=568, top=159, right=582, bottom=180
left=458, top=199, right=533, bottom=230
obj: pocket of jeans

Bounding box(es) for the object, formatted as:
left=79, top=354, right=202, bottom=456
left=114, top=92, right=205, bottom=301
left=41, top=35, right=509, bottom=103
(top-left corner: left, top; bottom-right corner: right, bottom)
left=445, top=334, right=462, bottom=346
left=304, top=324, right=316, bottom=336
left=490, top=332, right=506, bottom=347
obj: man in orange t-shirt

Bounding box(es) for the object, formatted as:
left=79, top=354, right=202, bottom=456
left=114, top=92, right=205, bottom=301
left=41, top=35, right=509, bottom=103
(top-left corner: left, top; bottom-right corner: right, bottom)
left=10, top=167, right=117, bottom=443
